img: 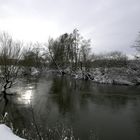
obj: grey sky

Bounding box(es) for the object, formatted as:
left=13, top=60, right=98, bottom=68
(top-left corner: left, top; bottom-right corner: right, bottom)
left=0, top=0, right=140, bottom=55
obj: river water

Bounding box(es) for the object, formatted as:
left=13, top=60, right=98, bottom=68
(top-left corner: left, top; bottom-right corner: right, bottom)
left=0, top=74, right=140, bottom=140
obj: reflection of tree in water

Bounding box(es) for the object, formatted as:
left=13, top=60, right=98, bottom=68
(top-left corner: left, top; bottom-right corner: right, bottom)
left=48, top=76, right=99, bottom=140
left=132, top=99, right=140, bottom=139
left=50, top=76, right=97, bottom=113
left=21, top=76, right=40, bottom=89
left=0, top=98, right=36, bottom=139
left=0, top=98, right=81, bottom=140
left=0, top=77, right=77, bottom=140
left=49, top=76, right=78, bottom=115
left=49, top=76, right=134, bottom=115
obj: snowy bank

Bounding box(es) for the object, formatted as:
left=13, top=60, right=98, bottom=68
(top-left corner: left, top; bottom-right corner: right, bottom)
left=0, top=124, right=25, bottom=140
left=71, top=66, right=140, bottom=86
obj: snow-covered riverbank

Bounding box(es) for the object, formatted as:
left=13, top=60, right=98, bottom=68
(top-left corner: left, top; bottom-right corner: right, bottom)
left=88, top=67, right=140, bottom=85
left=70, top=65, right=140, bottom=86
left=0, top=124, right=25, bottom=140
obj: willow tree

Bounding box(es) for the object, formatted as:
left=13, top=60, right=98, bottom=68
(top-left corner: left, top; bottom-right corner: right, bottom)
left=0, top=33, right=22, bottom=100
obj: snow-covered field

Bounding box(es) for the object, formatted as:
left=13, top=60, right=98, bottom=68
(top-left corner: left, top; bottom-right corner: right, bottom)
left=0, top=124, right=25, bottom=140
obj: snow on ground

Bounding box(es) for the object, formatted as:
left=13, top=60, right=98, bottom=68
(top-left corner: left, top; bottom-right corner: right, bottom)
left=0, top=124, right=26, bottom=140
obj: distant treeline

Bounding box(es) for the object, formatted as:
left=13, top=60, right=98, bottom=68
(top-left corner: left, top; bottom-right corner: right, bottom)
left=0, top=29, right=139, bottom=71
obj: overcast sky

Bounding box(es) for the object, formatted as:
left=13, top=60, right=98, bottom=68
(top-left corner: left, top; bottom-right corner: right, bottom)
left=0, top=0, right=140, bottom=55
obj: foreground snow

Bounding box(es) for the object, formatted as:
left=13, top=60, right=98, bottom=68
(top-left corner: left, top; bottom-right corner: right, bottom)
left=0, top=124, right=25, bottom=140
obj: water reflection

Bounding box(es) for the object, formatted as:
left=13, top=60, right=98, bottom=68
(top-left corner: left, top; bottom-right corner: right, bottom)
left=0, top=76, right=140, bottom=140
left=18, top=90, right=33, bottom=104
left=14, top=84, right=35, bottom=105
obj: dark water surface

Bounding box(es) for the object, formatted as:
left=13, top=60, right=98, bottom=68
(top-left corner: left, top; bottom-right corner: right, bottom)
left=0, top=75, right=140, bottom=140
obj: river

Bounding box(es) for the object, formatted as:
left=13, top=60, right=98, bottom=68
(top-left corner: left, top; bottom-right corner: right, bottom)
left=0, top=74, right=140, bottom=140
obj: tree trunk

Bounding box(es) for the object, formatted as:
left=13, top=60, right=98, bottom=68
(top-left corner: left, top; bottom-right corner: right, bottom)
left=3, top=90, right=8, bottom=103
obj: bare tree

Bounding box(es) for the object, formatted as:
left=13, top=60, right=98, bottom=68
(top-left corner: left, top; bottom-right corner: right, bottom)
left=45, top=38, right=63, bottom=74
left=133, top=32, right=140, bottom=59
left=0, top=32, right=22, bottom=100
left=107, top=51, right=128, bottom=60
left=89, top=51, right=128, bottom=68
left=79, top=39, right=91, bottom=71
